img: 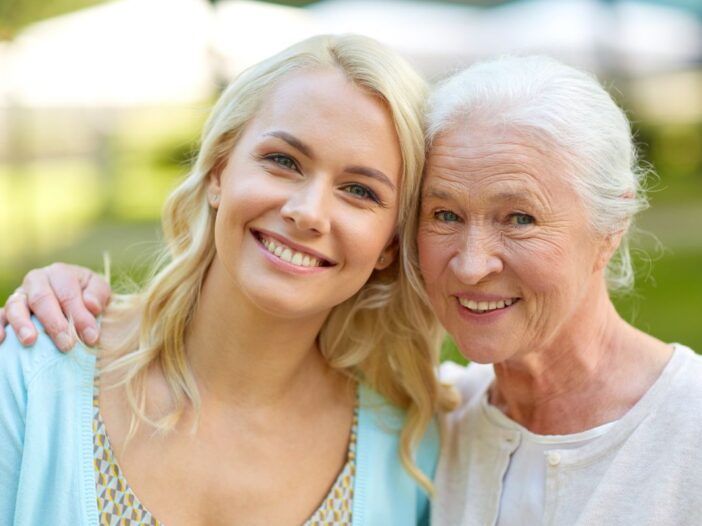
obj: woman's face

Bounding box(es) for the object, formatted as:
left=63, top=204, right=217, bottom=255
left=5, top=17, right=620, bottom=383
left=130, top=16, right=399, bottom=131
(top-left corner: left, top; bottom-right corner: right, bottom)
left=417, top=125, right=612, bottom=364
left=208, top=68, right=402, bottom=320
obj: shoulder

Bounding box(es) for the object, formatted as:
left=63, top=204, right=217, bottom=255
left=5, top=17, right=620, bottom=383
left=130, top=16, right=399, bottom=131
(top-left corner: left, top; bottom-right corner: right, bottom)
left=635, top=344, right=702, bottom=442
left=665, top=343, right=702, bottom=400
left=0, top=318, right=67, bottom=390
left=440, top=360, right=494, bottom=393
left=439, top=361, right=494, bottom=424
left=357, top=383, right=439, bottom=479
left=355, top=383, right=438, bottom=525
left=358, top=382, right=438, bottom=441
left=0, top=320, right=96, bottom=523
left=0, top=318, right=95, bottom=401
left=673, top=343, right=702, bottom=368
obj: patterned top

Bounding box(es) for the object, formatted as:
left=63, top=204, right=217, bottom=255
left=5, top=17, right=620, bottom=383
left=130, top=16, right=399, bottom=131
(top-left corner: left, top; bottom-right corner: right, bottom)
left=92, top=379, right=358, bottom=526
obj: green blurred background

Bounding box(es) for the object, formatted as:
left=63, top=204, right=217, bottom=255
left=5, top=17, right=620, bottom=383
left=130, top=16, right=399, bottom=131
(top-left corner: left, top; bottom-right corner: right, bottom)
left=1, top=0, right=701, bottom=357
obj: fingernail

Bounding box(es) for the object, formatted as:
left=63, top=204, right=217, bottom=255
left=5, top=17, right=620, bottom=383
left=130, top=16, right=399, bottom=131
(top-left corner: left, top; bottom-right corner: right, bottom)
left=83, top=328, right=98, bottom=345
left=19, top=327, right=33, bottom=343
left=56, top=331, right=74, bottom=352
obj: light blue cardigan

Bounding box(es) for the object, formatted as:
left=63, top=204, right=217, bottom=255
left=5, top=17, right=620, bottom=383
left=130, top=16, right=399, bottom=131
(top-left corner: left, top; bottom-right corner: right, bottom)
left=0, top=322, right=439, bottom=525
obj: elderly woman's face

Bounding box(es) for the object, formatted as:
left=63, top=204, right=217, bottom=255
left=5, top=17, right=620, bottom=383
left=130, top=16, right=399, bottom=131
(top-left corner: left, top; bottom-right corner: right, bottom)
left=417, top=125, right=610, bottom=363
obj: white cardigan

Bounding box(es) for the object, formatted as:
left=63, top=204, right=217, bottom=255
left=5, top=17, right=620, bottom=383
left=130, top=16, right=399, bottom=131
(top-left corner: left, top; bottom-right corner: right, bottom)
left=433, top=344, right=702, bottom=526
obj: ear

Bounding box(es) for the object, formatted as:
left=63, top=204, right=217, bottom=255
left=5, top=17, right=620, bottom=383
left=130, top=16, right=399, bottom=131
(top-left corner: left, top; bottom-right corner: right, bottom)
left=207, top=159, right=226, bottom=209
left=375, top=236, right=399, bottom=271
left=594, top=228, right=625, bottom=272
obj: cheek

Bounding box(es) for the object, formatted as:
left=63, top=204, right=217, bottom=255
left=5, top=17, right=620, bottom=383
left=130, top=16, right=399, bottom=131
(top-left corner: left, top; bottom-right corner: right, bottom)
left=416, top=232, right=432, bottom=275
left=334, top=207, right=397, bottom=274
left=514, top=243, right=583, bottom=318
left=417, top=231, right=446, bottom=287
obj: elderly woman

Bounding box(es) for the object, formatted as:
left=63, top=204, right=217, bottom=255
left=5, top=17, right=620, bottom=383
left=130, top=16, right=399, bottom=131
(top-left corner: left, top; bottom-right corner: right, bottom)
left=417, top=56, right=702, bottom=525
left=4, top=56, right=702, bottom=525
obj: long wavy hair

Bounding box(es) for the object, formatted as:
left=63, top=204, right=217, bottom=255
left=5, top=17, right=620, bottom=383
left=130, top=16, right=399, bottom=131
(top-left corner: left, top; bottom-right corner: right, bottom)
left=100, top=34, right=457, bottom=493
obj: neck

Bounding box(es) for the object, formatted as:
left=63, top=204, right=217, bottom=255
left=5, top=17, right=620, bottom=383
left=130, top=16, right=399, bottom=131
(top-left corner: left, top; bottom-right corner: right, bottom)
left=183, top=258, right=337, bottom=409
left=490, top=281, right=672, bottom=434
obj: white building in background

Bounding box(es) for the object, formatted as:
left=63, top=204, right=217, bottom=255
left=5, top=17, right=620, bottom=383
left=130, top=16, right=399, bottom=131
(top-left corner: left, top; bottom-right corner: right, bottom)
left=0, top=0, right=215, bottom=108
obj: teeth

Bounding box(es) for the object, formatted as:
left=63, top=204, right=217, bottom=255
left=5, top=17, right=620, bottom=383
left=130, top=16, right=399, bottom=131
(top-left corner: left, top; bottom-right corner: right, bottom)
left=259, top=235, right=322, bottom=268
left=458, top=297, right=517, bottom=313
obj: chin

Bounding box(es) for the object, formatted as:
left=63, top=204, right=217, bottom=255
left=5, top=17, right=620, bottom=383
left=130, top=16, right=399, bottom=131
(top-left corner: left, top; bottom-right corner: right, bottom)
left=252, top=291, right=333, bottom=321
left=256, top=298, right=318, bottom=319
left=454, top=337, right=514, bottom=365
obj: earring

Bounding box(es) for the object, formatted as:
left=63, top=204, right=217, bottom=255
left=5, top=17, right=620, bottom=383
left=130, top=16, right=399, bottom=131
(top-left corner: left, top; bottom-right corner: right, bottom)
left=379, top=256, right=385, bottom=264
left=210, top=194, right=220, bottom=206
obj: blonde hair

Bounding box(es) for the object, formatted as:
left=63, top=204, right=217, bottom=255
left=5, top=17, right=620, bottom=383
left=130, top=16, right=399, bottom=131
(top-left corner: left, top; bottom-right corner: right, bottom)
left=101, top=34, right=456, bottom=494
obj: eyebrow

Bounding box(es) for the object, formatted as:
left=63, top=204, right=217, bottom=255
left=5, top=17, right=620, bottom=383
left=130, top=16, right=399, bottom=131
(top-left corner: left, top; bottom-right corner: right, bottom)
left=263, top=131, right=314, bottom=158
left=346, top=165, right=396, bottom=191
left=423, top=187, right=535, bottom=200
left=422, top=187, right=452, bottom=200
left=494, top=191, right=529, bottom=201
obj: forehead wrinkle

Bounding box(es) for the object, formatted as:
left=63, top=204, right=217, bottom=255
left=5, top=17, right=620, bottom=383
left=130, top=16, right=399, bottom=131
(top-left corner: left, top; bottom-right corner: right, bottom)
left=426, top=159, right=557, bottom=210
left=427, top=142, right=572, bottom=213
left=430, top=126, right=560, bottom=172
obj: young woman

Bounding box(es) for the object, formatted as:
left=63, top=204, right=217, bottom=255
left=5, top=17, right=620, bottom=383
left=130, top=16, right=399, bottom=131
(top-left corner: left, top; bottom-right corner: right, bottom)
left=0, top=34, right=456, bottom=525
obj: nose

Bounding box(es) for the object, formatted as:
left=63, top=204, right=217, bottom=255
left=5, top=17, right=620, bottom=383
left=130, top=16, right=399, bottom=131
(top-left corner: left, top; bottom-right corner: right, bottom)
left=449, top=226, right=503, bottom=285
left=280, top=179, right=332, bottom=235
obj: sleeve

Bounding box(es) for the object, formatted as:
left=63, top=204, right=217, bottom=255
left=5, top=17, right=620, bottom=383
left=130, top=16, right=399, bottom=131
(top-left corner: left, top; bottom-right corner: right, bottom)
left=0, top=326, right=29, bottom=520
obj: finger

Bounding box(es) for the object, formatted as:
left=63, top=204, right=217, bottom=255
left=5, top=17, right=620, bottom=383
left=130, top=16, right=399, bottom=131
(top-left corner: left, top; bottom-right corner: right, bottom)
left=5, top=291, right=39, bottom=346
left=45, top=264, right=100, bottom=346
left=81, top=271, right=112, bottom=316
left=22, top=270, right=74, bottom=352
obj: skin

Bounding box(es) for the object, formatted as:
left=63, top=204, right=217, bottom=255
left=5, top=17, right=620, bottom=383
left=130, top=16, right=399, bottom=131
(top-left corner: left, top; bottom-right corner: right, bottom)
left=417, top=124, right=672, bottom=434
left=3, top=68, right=404, bottom=526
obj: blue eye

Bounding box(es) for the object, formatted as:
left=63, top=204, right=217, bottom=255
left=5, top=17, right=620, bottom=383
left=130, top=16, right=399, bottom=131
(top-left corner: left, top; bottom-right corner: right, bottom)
left=342, top=184, right=380, bottom=203
left=509, top=213, right=534, bottom=226
left=435, top=210, right=460, bottom=222
left=267, top=154, right=298, bottom=171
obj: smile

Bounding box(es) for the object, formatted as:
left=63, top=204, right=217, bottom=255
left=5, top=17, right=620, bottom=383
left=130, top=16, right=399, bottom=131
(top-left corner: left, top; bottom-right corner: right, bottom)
left=255, top=232, right=331, bottom=268
left=458, top=297, right=520, bottom=314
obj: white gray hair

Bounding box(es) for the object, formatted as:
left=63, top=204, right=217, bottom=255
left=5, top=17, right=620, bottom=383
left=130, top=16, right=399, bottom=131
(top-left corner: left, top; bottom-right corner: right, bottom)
left=426, top=55, right=649, bottom=292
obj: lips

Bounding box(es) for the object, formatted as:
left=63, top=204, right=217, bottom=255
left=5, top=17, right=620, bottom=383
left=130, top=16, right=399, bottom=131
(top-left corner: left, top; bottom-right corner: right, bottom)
left=253, top=230, right=334, bottom=268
